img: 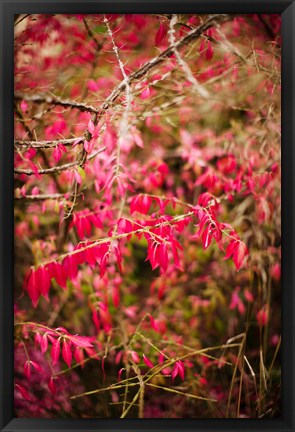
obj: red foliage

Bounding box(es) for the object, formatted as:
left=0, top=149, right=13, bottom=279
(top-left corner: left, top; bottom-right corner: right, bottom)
left=14, top=13, right=281, bottom=419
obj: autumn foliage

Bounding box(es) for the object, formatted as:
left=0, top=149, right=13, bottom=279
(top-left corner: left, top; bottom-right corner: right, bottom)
left=14, top=14, right=281, bottom=418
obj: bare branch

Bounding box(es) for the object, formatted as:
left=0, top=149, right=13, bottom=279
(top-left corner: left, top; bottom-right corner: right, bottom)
left=98, top=14, right=231, bottom=116
left=104, top=16, right=132, bottom=178
left=14, top=14, right=232, bottom=119
left=14, top=193, right=66, bottom=201
left=168, top=15, right=210, bottom=99
left=14, top=137, right=84, bottom=149
left=14, top=146, right=106, bottom=176
left=14, top=92, right=100, bottom=114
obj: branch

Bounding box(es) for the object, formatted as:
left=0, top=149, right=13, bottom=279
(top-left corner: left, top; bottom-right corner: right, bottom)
left=35, top=211, right=195, bottom=267
left=168, top=15, right=210, bottom=99
left=14, top=137, right=84, bottom=149
left=97, top=14, right=231, bottom=116
left=15, top=160, right=82, bottom=176
left=14, top=146, right=106, bottom=176
left=14, top=92, right=100, bottom=114
left=14, top=193, right=66, bottom=201
left=14, top=14, right=231, bottom=118
left=104, top=16, right=132, bottom=178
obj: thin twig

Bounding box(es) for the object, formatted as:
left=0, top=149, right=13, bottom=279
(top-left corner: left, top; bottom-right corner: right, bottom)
left=14, top=137, right=84, bottom=149
left=168, top=14, right=210, bottom=99
left=14, top=146, right=106, bottom=175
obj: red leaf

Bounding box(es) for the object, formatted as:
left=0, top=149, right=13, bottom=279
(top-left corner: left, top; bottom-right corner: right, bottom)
left=36, top=265, right=51, bottom=300
left=62, top=255, right=79, bottom=280
left=159, top=352, right=165, bottom=364
left=158, top=243, right=168, bottom=272
left=15, top=384, right=31, bottom=401
left=73, top=169, right=82, bottom=185
left=88, top=119, right=95, bottom=135
left=74, top=346, right=85, bottom=366
left=171, top=363, right=179, bottom=381
left=68, top=335, right=94, bottom=348
left=149, top=314, right=160, bottom=332
left=112, top=286, right=120, bottom=308
left=130, top=195, right=152, bottom=215
left=201, top=224, right=213, bottom=250
left=155, top=22, right=168, bottom=46
left=20, top=100, right=28, bottom=113
left=143, top=354, right=154, bottom=368
left=41, top=333, right=48, bottom=354
left=62, top=340, right=72, bottom=367
left=130, top=351, right=140, bottom=364
left=48, top=377, right=56, bottom=396
left=24, top=361, right=31, bottom=379
left=140, top=87, right=151, bottom=100
left=30, top=361, right=43, bottom=373
left=54, top=262, right=67, bottom=289
left=24, top=268, right=40, bottom=308
left=171, top=361, right=185, bottom=381
left=87, top=79, right=99, bottom=92
left=51, top=338, right=61, bottom=365
left=206, top=40, right=214, bottom=60
left=53, top=146, right=62, bottom=163
left=176, top=360, right=185, bottom=380
left=118, top=367, right=124, bottom=380
left=223, top=240, right=239, bottom=261
left=232, top=242, right=248, bottom=270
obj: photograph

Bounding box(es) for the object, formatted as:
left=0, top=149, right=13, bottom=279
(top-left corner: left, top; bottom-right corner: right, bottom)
left=13, top=13, right=281, bottom=419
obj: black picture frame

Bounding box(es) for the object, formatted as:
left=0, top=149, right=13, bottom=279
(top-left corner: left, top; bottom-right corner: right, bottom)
left=1, top=1, right=294, bottom=431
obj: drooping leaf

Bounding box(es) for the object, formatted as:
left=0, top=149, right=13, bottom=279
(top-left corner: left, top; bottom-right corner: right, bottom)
left=62, top=339, right=72, bottom=367
left=51, top=338, right=61, bottom=366
left=143, top=354, right=154, bottom=368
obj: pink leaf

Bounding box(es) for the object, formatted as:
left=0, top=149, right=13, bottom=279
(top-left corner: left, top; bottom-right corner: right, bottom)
left=62, top=340, right=72, bottom=367
left=48, top=377, right=56, bottom=396
left=223, top=240, right=239, bottom=261
left=53, top=146, right=62, bottom=163
left=176, top=361, right=185, bottom=380
left=201, top=224, right=213, bottom=250
left=155, top=22, right=168, bottom=46
left=41, top=333, right=48, bottom=354
left=130, top=351, right=140, bottom=364
left=24, top=267, right=40, bottom=308
left=74, top=346, right=85, bottom=365
left=118, top=367, right=124, bottom=380
left=87, top=79, right=99, bottom=92
left=30, top=361, right=43, bottom=373
left=143, top=354, right=154, bottom=368
left=232, top=242, right=248, bottom=270
left=20, top=100, right=28, bottom=113
left=15, top=384, right=31, bottom=401
left=24, top=361, right=31, bottom=379
left=88, top=119, right=95, bottom=135
left=36, top=265, right=51, bottom=300
left=68, top=335, right=94, bottom=348
left=171, top=363, right=179, bottom=381
left=62, top=255, right=79, bottom=280
left=51, top=338, right=61, bottom=365
left=73, top=169, right=82, bottom=185
left=206, top=40, right=214, bottom=60
left=140, top=87, right=151, bottom=100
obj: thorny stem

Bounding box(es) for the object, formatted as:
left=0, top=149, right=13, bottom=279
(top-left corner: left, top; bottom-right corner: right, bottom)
left=104, top=16, right=132, bottom=179
left=15, top=15, right=231, bottom=119
left=169, top=15, right=210, bottom=99
left=14, top=137, right=84, bottom=149
left=14, top=146, right=106, bottom=175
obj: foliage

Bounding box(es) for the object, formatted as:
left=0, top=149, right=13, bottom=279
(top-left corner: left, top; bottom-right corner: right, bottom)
left=14, top=13, right=281, bottom=418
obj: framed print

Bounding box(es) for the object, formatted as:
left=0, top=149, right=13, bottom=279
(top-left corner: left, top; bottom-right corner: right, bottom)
left=1, top=1, right=294, bottom=431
